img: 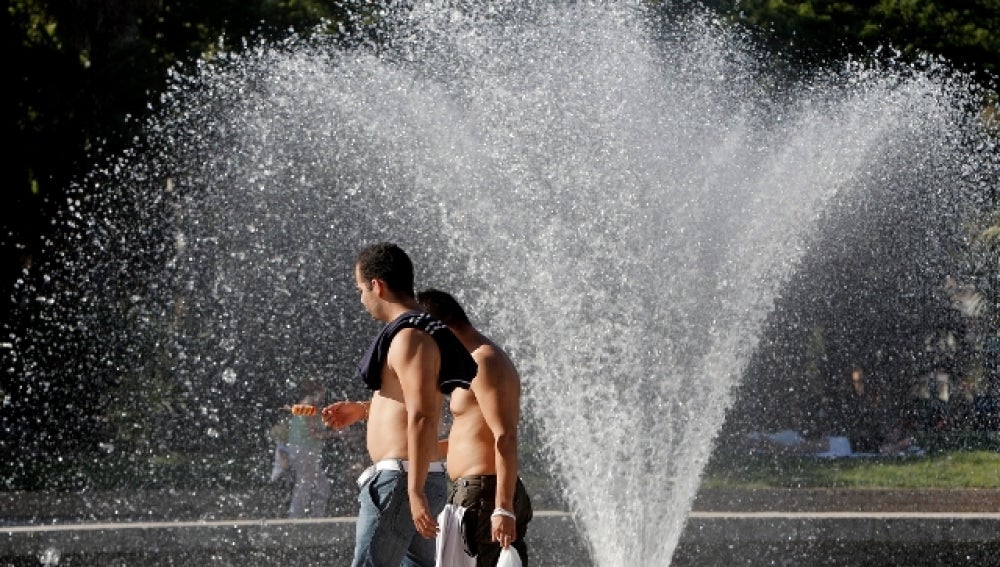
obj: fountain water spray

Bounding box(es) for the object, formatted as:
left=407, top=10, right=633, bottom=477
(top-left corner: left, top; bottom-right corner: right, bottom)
left=7, top=2, right=995, bottom=565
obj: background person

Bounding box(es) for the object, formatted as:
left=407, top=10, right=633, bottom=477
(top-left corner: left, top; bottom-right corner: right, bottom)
left=268, top=416, right=290, bottom=483
left=286, top=379, right=334, bottom=518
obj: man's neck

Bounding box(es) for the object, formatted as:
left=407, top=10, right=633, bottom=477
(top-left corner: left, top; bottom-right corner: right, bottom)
left=379, top=299, right=421, bottom=322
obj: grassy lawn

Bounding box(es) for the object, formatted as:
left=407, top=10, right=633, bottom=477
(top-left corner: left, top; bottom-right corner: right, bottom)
left=5, top=430, right=998, bottom=494
left=701, top=450, right=1000, bottom=489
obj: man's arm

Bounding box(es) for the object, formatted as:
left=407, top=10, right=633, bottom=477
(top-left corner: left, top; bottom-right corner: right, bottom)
left=321, top=399, right=369, bottom=430
left=389, top=327, right=442, bottom=539
left=473, top=348, right=521, bottom=547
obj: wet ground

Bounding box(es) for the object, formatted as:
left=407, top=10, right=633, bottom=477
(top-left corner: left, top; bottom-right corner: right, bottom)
left=691, top=487, right=1000, bottom=513
left=3, top=487, right=999, bottom=566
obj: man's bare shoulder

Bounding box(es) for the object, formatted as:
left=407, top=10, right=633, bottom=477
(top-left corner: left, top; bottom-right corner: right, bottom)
left=390, top=326, right=438, bottom=351
left=385, top=327, right=440, bottom=382
left=471, top=340, right=519, bottom=382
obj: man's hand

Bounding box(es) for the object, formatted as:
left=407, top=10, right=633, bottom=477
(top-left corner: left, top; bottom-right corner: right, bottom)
left=321, top=401, right=364, bottom=429
left=409, top=491, right=439, bottom=539
left=492, top=513, right=516, bottom=549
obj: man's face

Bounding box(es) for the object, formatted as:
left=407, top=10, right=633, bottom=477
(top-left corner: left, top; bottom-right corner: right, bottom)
left=354, top=264, right=377, bottom=318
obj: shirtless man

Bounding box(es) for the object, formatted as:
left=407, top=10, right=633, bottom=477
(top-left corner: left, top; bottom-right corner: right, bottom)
left=322, top=243, right=477, bottom=567
left=416, top=289, right=532, bottom=567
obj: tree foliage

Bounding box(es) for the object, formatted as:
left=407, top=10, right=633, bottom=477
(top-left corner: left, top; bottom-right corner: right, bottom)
left=688, top=1, right=1000, bottom=447
left=5, top=0, right=997, bottom=323
left=704, top=0, right=1000, bottom=81
left=2, top=0, right=998, bottom=463
left=1, top=0, right=361, bottom=461
left=2, top=0, right=360, bottom=323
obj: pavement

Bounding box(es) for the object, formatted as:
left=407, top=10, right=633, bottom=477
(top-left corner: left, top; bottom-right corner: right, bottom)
left=3, top=487, right=999, bottom=565
left=690, top=487, right=1000, bottom=513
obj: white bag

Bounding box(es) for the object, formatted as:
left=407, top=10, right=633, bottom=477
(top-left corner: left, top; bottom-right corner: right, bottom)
left=496, top=547, right=523, bottom=567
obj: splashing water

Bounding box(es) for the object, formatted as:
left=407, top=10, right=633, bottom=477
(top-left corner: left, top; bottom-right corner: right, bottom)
left=9, top=2, right=996, bottom=566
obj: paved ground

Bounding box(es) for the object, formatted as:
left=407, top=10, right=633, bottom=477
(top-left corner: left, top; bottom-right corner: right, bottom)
left=4, top=487, right=998, bottom=566
left=691, top=487, right=1000, bottom=513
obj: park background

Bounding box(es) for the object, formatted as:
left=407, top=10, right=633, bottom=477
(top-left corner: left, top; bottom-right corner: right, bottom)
left=1, top=0, right=998, bottom=497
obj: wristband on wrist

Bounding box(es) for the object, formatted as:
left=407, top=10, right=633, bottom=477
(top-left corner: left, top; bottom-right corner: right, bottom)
left=359, top=401, right=370, bottom=420
left=491, top=507, right=516, bottom=520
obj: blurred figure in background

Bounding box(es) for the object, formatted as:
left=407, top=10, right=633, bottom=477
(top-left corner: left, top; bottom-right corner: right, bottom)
left=269, top=416, right=291, bottom=483
left=287, top=379, right=334, bottom=518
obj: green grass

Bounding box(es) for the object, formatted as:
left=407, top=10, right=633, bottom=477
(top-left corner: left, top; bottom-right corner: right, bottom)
left=701, top=450, right=1000, bottom=489
left=5, top=436, right=999, bottom=494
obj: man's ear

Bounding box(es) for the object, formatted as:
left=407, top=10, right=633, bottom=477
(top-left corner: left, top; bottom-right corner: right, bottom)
left=371, top=278, right=385, bottom=298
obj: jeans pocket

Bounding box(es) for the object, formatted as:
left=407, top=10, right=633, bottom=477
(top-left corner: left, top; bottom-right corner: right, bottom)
left=378, top=472, right=412, bottom=537
left=356, top=464, right=377, bottom=489
left=365, top=471, right=414, bottom=564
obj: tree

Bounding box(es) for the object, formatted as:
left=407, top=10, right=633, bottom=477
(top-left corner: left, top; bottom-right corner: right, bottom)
left=1, top=0, right=366, bottom=465
left=702, top=0, right=999, bottom=82
left=2, top=0, right=365, bottom=325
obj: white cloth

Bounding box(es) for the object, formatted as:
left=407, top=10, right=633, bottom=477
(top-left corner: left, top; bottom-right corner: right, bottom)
left=356, top=459, right=447, bottom=489
left=815, top=436, right=853, bottom=458
left=375, top=459, right=446, bottom=473
left=497, top=547, right=523, bottom=567
left=435, top=504, right=474, bottom=567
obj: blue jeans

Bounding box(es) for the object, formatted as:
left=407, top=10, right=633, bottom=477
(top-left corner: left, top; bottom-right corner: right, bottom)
left=351, top=469, right=447, bottom=567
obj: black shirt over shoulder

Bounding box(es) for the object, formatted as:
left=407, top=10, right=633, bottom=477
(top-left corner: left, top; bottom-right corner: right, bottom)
left=356, top=310, right=477, bottom=394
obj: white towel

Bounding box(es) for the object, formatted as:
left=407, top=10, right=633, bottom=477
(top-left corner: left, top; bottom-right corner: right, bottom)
left=435, top=504, right=475, bottom=567
left=497, top=547, right=523, bottom=567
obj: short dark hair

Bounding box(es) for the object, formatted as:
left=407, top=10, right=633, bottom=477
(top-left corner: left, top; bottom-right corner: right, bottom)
left=416, top=288, right=470, bottom=327
left=356, top=242, right=415, bottom=297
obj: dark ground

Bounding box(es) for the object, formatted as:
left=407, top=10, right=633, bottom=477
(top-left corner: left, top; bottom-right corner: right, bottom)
left=2, top=486, right=999, bottom=566
left=691, top=487, right=1000, bottom=513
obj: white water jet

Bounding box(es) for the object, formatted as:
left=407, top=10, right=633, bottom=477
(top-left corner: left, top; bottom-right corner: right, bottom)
left=9, top=2, right=995, bottom=565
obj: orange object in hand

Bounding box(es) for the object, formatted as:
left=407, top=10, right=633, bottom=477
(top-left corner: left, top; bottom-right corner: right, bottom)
left=290, top=404, right=317, bottom=416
